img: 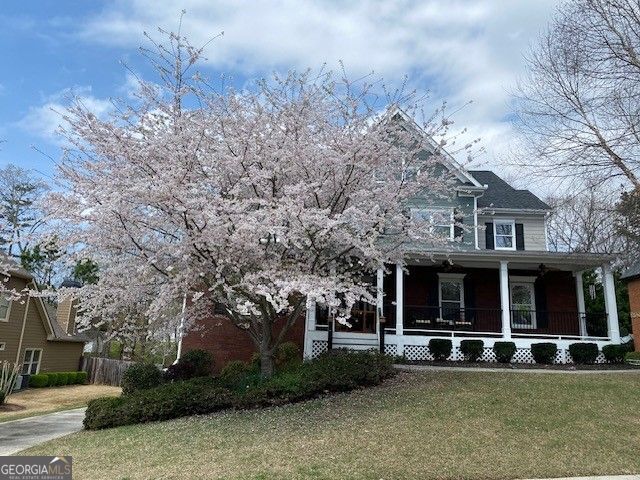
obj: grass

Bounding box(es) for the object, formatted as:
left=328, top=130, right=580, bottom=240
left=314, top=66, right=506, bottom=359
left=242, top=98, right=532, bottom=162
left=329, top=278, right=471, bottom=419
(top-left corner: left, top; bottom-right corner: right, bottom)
left=21, top=371, right=640, bottom=479
left=0, top=385, right=121, bottom=422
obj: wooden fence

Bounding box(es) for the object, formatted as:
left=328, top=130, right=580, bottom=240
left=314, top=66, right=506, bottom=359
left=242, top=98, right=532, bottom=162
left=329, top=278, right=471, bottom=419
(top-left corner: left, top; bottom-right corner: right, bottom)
left=81, top=356, right=136, bottom=386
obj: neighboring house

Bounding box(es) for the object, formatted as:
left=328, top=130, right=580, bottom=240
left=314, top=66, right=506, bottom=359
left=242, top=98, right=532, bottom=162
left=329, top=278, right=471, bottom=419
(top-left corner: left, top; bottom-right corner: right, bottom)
left=182, top=109, right=621, bottom=367
left=0, top=261, right=86, bottom=383
left=621, top=262, right=640, bottom=351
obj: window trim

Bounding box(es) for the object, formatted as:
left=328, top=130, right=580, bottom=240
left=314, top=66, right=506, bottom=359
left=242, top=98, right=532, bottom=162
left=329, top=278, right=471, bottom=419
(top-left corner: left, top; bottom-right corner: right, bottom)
left=411, top=207, right=455, bottom=241
left=0, top=296, right=12, bottom=322
left=494, top=219, right=516, bottom=251
left=22, top=348, right=43, bottom=375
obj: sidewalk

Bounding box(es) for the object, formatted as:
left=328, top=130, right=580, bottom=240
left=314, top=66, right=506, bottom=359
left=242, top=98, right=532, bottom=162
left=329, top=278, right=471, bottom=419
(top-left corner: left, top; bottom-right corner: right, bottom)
left=0, top=407, right=85, bottom=455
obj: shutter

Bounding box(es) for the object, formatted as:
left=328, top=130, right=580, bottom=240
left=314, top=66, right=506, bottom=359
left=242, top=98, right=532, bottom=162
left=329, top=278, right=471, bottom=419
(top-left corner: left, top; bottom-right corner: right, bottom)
left=463, top=275, right=475, bottom=324
left=534, top=277, right=548, bottom=329
left=485, top=222, right=494, bottom=250
left=515, top=223, right=525, bottom=250
left=454, top=209, right=463, bottom=241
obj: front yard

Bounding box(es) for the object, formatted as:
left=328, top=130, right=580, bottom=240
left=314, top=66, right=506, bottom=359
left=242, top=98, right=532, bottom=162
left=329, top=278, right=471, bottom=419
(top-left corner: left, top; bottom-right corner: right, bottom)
left=0, top=385, right=121, bottom=422
left=21, top=371, right=640, bottom=479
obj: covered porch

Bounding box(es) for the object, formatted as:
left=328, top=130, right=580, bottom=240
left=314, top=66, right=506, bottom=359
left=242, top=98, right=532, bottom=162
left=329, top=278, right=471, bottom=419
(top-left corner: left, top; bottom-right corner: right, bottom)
left=303, top=251, right=620, bottom=362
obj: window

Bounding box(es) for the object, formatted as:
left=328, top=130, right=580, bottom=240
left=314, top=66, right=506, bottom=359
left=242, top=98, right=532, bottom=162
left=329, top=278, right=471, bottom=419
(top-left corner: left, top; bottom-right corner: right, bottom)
left=411, top=208, right=454, bottom=240
left=0, top=296, right=11, bottom=322
left=0, top=342, right=5, bottom=351
left=22, top=349, right=42, bottom=375
left=510, top=280, right=536, bottom=329
left=438, top=273, right=465, bottom=322
left=494, top=219, right=515, bottom=250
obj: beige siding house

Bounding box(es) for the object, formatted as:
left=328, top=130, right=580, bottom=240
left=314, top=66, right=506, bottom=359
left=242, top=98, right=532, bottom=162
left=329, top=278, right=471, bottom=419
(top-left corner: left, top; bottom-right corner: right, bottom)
left=0, top=262, right=85, bottom=378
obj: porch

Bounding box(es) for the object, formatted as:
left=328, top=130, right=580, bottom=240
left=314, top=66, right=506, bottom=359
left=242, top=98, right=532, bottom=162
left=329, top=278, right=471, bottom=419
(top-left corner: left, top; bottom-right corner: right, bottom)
left=303, top=251, right=621, bottom=363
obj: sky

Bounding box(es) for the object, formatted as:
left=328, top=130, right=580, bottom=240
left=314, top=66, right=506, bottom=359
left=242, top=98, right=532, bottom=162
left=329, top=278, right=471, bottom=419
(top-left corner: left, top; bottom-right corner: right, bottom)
left=0, top=0, right=559, bottom=186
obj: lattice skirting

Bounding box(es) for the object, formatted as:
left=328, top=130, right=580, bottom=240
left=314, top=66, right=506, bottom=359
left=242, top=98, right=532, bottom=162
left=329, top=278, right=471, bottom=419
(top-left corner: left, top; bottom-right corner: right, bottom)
left=311, top=340, right=328, bottom=358
left=384, top=344, right=398, bottom=357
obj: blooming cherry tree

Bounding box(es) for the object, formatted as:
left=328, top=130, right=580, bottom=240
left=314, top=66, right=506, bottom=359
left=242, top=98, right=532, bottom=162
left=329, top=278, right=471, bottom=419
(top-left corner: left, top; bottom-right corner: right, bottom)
left=49, top=31, right=471, bottom=376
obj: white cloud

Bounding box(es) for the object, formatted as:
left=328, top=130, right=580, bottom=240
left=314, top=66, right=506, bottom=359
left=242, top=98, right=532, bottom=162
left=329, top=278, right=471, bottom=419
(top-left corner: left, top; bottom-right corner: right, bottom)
left=17, top=86, right=113, bottom=144
left=74, top=0, right=559, bottom=177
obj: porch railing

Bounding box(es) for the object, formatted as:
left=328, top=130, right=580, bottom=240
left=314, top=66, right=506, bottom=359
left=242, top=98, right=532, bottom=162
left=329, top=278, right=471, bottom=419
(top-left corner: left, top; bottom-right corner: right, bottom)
left=379, top=304, right=608, bottom=339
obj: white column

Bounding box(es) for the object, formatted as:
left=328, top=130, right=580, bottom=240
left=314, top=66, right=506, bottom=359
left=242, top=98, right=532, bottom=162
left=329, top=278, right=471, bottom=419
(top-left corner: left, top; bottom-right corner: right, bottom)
left=376, top=268, right=384, bottom=321
left=574, top=271, right=587, bottom=337
left=499, top=261, right=511, bottom=339
left=395, top=263, right=404, bottom=355
left=307, top=298, right=317, bottom=331
left=603, top=265, right=621, bottom=343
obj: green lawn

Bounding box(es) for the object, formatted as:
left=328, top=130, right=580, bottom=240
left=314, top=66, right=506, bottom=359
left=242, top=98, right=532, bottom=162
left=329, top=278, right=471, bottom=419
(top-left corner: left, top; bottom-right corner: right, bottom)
left=21, top=371, right=640, bottom=479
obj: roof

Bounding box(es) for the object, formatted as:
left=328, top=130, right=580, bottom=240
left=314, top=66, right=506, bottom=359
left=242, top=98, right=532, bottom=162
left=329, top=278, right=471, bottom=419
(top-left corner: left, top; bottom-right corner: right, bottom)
left=621, top=261, right=640, bottom=281
left=0, top=252, right=33, bottom=280
left=469, top=170, right=551, bottom=211
left=43, top=299, right=88, bottom=343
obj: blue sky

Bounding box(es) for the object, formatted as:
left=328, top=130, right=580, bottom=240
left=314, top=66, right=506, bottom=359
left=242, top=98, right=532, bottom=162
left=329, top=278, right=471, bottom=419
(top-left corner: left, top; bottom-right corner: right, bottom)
left=0, top=0, right=558, bottom=183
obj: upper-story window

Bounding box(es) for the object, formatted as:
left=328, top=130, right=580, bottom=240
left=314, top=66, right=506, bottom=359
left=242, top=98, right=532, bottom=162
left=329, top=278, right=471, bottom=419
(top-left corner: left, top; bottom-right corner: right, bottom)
left=0, top=296, right=11, bottom=322
left=411, top=208, right=453, bottom=240
left=494, top=219, right=516, bottom=250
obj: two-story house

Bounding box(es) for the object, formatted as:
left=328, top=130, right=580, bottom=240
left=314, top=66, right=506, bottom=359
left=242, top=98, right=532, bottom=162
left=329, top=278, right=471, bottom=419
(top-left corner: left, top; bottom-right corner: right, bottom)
left=182, top=109, right=620, bottom=368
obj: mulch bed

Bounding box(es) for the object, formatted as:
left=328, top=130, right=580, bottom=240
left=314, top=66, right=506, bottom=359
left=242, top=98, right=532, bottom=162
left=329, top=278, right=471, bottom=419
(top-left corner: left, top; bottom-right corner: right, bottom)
left=0, top=403, right=26, bottom=412
left=402, top=360, right=640, bottom=370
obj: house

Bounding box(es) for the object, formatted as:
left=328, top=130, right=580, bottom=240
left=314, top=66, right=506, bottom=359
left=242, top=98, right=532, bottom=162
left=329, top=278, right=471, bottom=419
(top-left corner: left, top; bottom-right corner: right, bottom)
left=182, top=110, right=622, bottom=367
left=0, top=260, right=86, bottom=384
left=621, top=262, right=640, bottom=351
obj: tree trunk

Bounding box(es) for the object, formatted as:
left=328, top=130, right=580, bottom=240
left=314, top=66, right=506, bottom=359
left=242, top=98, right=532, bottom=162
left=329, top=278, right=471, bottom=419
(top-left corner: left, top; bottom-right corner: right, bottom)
left=260, top=350, right=275, bottom=378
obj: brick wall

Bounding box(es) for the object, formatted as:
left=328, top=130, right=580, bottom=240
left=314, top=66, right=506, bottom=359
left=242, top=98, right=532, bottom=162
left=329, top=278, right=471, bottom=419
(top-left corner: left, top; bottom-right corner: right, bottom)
left=628, top=278, right=640, bottom=351
left=181, top=313, right=305, bottom=373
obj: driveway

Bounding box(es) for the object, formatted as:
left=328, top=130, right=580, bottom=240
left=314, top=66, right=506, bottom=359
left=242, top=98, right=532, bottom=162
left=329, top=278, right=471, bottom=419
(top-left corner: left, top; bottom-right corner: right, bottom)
left=0, top=408, right=86, bottom=455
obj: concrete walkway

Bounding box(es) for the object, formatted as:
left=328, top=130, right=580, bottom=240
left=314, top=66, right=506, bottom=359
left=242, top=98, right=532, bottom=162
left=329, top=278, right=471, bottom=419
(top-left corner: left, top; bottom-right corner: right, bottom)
left=0, top=408, right=86, bottom=455
left=396, top=364, right=640, bottom=374
left=524, top=476, right=640, bottom=480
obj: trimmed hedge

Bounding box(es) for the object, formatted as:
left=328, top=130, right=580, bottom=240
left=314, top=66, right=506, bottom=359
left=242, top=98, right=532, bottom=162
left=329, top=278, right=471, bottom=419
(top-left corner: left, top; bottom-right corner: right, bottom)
left=568, top=343, right=599, bottom=364
left=602, top=344, right=632, bottom=364
left=165, top=349, right=213, bottom=382
left=122, top=363, right=163, bottom=396
left=493, top=341, right=516, bottom=363
left=429, top=339, right=452, bottom=361
left=460, top=340, right=484, bottom=362
left=531, top=343, right=557, bottom=364
left=29, top=374, right=49, bottom=388
left=27, top=371, right=87, bottom=388
left=84, top=350, right=395, bottom=430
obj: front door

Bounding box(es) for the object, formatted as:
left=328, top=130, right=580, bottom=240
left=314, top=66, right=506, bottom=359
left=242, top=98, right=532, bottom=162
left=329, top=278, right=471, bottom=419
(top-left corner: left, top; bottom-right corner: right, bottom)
left=335, top=301, right=377, bottom=333
left=510, top=282, right=536, bottom=329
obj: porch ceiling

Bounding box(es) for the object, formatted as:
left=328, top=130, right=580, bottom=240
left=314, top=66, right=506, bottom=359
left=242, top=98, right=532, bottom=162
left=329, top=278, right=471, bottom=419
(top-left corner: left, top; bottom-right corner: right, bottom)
left=404, top=249, right=616, bottom=272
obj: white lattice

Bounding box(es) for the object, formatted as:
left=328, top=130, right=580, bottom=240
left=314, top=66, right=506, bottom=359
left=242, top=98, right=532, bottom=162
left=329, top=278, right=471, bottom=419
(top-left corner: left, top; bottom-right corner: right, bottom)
left=311, top=340, right=328, bottom=358
left=512, top=348, right=535, bottom=364
left=595, top=352, right=606, bottom=364
left=480, top=348, right=497, bottom=363
left=449, top=346, right=464, bottom=361
left=384, top=344, right=398, bottom=357
left=554, top=349, right=565, bottom=364
left=404, top=345, right=431, bottom=361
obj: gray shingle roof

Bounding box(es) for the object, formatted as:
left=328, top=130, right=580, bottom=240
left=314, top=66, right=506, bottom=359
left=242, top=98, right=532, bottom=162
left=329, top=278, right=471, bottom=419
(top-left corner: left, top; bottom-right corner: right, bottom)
left=469, top=170, right=551, bottom=210
left=621, top=261, right=640, bottom=281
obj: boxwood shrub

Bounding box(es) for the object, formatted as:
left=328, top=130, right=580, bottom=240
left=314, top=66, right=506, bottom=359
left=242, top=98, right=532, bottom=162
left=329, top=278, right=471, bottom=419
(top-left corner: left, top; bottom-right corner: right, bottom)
left=122, top=363, right=164, bottom=395
left=531, top=343, right=557, bottom=364
left=165, top=349, right=213, bottom=382
left=460, top=340, right=484, bottom=362
left=429, top=339, right=452, bottom=361
left=493, top=341, right=516, bottom=363
left=76, top=371, right=88, bottom=384
left=84, top=350, right=395, bottom=430
left=28, top=374, right=49, bottom=388
left=568, top=343, right=599, bottom=364
left=46, top=373, right=60, bottom=386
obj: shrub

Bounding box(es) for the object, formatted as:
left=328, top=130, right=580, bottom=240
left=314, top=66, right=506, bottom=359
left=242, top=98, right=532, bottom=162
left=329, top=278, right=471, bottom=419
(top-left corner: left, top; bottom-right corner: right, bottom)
left=602, top=344, right=627, bottom=364
left=165, top=349, right=212, bottom=382
left=122, top=363, right=163, bottom=395
left=66, top=372, right=78, bottom=384
left=29, top=374, right=49, bottom=388
left=429, top=339, right=452, bottom=361
left=84, top=351, right=395, bottom=430
left=75, top=371, right=88, bottom=384
left=625, top=351, right=640, bottom=364
left=219, top=360, right=252, bottom=388
left=460, top=340, right=484, bottom=362
left=47, top=373, right=60, bottom=386
left=60, top=373, right=73, bottom=385
left=531, top=343, right=557, bottom=364
left=569, top=343, right=599, bottom=364
left=275, top=342, right=301, bottom=368
left=493, top=341, right=516, bottom=363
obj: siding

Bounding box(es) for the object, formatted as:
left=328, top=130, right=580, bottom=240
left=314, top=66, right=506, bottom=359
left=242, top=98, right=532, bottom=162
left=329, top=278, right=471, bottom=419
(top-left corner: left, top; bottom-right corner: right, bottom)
left=0, top=276, right=84, bottom=372
left=478, top=214, right=547, bottom=251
